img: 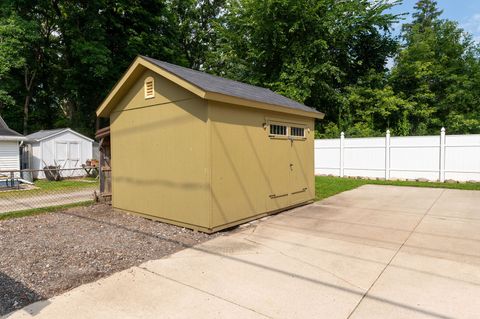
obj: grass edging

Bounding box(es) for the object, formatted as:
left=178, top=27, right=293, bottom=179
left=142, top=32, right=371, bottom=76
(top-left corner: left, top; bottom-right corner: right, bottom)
left=315, top=176, right=480, bottom=201
left=0, top=201, right=94, bottom=221
left=0, top=179, right=99, bottom=199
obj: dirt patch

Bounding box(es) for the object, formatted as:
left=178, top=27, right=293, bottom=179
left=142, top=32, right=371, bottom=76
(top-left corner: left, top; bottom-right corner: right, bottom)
left=0, top=204, right=223, bottom=315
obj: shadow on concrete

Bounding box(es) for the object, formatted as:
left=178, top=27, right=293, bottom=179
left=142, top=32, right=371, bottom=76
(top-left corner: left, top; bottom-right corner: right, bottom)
left=0, top=272, right=48, bottom=317
left=266, top=221, right=480, bottom=261
left=61, top=210, right=455, bottom=319
left=247, top=232, right=480, bottom=288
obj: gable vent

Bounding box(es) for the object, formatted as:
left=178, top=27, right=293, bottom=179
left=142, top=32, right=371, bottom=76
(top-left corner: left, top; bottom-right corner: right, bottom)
left=144, top=77, right=155, bottom=99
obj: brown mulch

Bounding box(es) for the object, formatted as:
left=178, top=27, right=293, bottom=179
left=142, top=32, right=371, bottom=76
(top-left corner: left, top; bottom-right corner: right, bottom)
left=0, top=204, right=223, bottom=315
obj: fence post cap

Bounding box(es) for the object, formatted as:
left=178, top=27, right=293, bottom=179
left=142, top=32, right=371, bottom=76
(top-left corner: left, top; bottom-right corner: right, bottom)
left=441, top=127, right=446, bottom=133
left=386, top=129, right=390, bottom=135
left=340, top=132, right=345, bottom=137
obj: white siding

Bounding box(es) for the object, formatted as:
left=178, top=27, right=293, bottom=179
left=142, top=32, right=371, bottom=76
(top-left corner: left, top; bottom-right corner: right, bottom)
left=0, top=141, right=20, bottom=171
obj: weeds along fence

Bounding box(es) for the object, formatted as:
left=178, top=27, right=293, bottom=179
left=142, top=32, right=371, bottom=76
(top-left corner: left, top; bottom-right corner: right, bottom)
left=0, top=167, right=99, bottom=216
left=315, top=129, right=480, bottom=182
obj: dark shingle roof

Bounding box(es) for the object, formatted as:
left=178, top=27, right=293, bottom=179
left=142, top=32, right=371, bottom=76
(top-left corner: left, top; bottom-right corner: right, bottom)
left=142, top=56, right=321, bottom=115
left=26, top=128, right=66, bottom=141
left=0, top=115, right=23, bottom=138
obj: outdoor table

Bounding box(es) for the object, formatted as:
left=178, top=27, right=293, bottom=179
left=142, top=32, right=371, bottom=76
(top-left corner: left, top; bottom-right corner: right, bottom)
left=82, top=165, right=99, bottom=177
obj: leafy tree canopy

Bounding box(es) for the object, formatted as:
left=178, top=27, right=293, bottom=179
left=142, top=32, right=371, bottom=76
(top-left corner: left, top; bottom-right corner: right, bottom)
left=0, top=0, right=478, bottom=137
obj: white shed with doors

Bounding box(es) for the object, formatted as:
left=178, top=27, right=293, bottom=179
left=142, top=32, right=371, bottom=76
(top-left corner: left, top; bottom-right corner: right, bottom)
left=25, top=128, right=93, bottom=178
left=0, top=115, right=25, bottom=172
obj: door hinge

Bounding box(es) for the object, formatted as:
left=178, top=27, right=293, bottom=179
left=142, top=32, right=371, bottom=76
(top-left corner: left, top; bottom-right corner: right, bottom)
left=269, top=193, right=288, bottom=199
left=291, top=188, right=307, bottom=195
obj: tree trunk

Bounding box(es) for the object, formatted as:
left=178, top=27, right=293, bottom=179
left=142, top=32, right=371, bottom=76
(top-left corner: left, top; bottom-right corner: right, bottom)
left=23, top=68, right=36, bottom=135
left=23, top=93, right=31, bottom=135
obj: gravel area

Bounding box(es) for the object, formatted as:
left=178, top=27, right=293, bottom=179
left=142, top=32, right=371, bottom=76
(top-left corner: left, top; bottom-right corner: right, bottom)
left=0, top=204, right=222, bottom=315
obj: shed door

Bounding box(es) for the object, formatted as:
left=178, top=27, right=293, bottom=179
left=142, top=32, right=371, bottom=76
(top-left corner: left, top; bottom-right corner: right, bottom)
left=289, top=136, right=310, bottom=205
left=55, top=142, right=68, bottom=168
left=266, top=123, right=291, bottom=211
left=266, top=122, right=310, bottom=211
left=69, top=142, right=80, bottom=169
left=55, top=141, right=81, bottom=170
left=267, top=137, right=291, bottom=211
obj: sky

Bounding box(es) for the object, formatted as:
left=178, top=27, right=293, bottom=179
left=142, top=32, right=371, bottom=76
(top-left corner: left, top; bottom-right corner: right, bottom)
left=387, top=0, right=480, bottom=42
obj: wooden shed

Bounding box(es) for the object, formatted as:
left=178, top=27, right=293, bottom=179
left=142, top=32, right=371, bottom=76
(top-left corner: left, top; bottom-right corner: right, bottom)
left=25, top=128, right=94, bottom=178
left=96, top=56, right=324, bottom=232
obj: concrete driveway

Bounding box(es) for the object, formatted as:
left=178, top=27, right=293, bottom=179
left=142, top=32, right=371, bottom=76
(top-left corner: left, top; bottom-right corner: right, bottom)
left=5, top=185, right=480, bottom=319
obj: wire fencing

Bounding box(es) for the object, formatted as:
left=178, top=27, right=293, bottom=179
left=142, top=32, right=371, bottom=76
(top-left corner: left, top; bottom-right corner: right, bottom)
left=0, top=167, right=100, bottom=215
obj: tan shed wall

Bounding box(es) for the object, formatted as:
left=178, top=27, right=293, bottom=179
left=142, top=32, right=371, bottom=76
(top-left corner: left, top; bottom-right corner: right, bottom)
left=208, top=101, right=315, bottom=230
left=109, top=70, right=211, bottom=229
left=108, top=68, right=315, bottom=232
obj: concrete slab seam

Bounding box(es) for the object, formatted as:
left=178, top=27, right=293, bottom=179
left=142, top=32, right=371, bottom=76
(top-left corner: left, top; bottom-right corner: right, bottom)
left=313, top=203, right=429, bottom=217
left=138, top=266, right=274, bottom=319
left=243, top=237, right=366, bottom=291
left=345, top=189, right=447, bottom=319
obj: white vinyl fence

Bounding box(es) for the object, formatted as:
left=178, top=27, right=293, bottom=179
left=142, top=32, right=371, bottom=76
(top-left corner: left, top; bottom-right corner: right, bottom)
left=315, top=129, right=480, bottom=182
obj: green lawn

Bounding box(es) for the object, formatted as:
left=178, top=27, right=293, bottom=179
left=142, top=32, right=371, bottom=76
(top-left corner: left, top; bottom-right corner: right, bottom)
left=0, top=178, right=99, bottom=198
left=315, top=175, right=480, bottom=201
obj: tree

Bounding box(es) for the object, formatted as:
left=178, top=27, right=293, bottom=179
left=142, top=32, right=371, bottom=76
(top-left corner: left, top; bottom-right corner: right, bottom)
left=0, top=13, right=26, bottom=115
left=341, top=71, right=414, bottom=137
left=390, top=0, right=480, bottom=134
left=0, top=0, right=200, bottom=136
left=0, top=4, right=47, bottom=134
left=1, top=0, right=478, bottom=138
left=49, top=0, right=186, bottom=135
left=206, top=0, right=400, bottom=134
left=172, top=0, right=226, bottom=69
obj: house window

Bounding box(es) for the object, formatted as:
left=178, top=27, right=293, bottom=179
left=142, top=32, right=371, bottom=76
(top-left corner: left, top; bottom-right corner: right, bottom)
left=290, top=127, right=305, bottom=138
left=270, top=124, right=287, bottom=136
left=144, top=77, right=155, bottom=99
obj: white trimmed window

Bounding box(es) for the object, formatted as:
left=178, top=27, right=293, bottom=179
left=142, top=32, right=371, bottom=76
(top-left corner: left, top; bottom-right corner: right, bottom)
left=270, top=124, right=287, bottom=136
left=144, top=77, right=155, bottom=99
left=290, top=126, right=305, bottom=138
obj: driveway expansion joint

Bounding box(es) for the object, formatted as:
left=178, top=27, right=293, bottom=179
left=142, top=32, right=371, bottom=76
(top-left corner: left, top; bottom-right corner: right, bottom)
left=138, top=266, right=274, bottom=319
left=243, top=237, right=367, bottom=292
left=346, top=189, right=447, bottom=319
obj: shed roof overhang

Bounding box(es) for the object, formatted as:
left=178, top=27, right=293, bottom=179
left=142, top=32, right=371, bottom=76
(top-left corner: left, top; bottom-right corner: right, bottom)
left=96, top=56, right=324, bottom=120
left=0, top=136, right=26, bottom=142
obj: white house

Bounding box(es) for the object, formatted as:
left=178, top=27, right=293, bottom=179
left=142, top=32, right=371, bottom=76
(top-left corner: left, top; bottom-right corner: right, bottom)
left=0, top=116, right=25, bottom=172
left=25, top=128, right=93, bottom=178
